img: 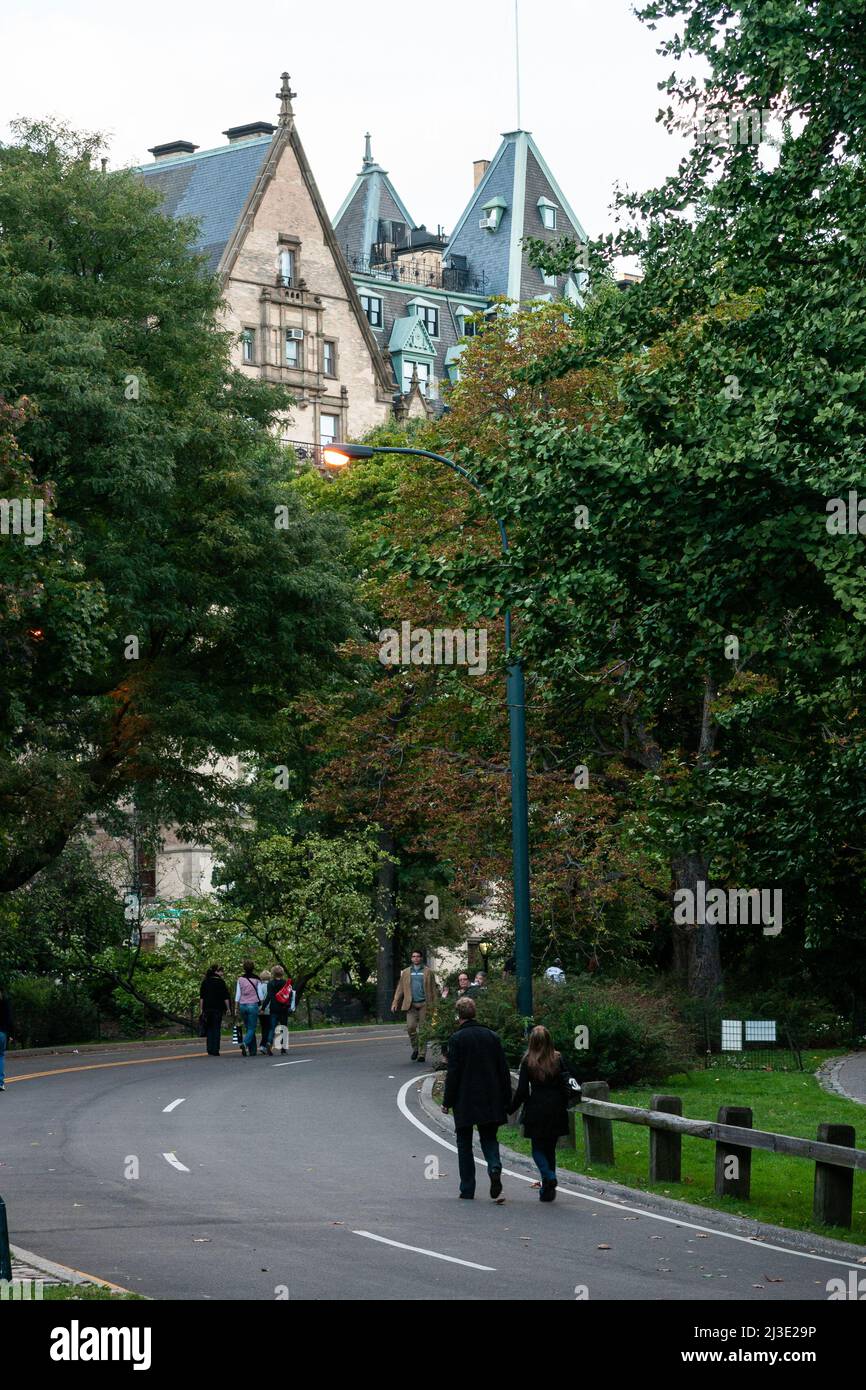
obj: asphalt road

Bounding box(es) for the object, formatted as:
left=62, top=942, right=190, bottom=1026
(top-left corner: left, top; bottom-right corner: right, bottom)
left=1, top=1026, right=862, bottom=1300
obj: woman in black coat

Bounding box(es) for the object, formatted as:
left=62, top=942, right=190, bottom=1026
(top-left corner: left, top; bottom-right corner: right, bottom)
left=510, top=1025, right=580, bottom=1201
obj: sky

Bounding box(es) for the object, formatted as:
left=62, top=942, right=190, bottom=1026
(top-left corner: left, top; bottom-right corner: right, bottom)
left=0, top=0, right=693, bottom=245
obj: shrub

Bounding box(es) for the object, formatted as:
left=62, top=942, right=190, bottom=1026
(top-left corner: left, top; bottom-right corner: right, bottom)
left=422, top=976, right=692, bottom=1085
left=8, top=975, right=99, bottom=1047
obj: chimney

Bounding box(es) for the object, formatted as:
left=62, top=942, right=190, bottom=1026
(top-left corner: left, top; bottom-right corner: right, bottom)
left=473, top=159, right=490, bottom=189
left=222, top=122, right=277, bottom=143
left=148, top=140, right=199, bottom=161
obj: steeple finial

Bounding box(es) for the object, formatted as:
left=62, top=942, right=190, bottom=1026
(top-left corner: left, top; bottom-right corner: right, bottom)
left=277, top=72, right=297, bottom=125
left=363, top=132, right=373, bottom=167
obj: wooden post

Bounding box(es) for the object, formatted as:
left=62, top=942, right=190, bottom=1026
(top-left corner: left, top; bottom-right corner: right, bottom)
left=581, top=1081, right=614, bottom=1166
left=649, top=1094, right=682, bottom=1182
left=715, top=1105, right=752, bottom=1198
left=813, top=1123, right=855, bottom=1229
left=557, top=1108, right=577, bottom=1151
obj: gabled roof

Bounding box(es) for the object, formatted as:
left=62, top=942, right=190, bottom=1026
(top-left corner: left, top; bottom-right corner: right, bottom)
left=333, top=134, right=416, bottom=267
left=137, top=138, right=274, bottom=275
left=445, top=129, right=587, bottom=303
left=388, top=315, right=436, bottom=356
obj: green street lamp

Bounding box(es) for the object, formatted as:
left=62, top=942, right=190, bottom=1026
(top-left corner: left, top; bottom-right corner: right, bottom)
left=323, top=442, right=533, bottom=1018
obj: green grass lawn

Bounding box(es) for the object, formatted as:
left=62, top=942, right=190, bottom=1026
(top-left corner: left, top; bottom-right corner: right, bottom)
left=499, top=1051, right=866, bottom=1244
left=42, top=1284, right=145, bottom=1300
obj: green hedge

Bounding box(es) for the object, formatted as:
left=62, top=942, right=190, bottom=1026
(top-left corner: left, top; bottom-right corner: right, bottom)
left=8, top=976, right=99, bottom=1047
left=423, top=976, right=693, bottom=1086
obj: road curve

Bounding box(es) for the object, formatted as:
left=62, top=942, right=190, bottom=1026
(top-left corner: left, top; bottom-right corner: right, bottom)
left=1, top=1027, right=860, bottom=1300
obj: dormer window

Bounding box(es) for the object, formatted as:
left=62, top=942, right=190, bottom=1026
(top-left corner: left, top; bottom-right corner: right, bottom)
left=479, top=195, right=507, bottom=232
left=408, top=299, right=439, bottom=338
left=537, top=196, right=558, bottom=231
left=455, top=305, right=478, bottom=338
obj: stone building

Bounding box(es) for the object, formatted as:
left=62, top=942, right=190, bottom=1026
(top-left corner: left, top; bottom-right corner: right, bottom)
left=138, top=75, right=394, bottom=463
left=334, top=128, right=588, bottom=414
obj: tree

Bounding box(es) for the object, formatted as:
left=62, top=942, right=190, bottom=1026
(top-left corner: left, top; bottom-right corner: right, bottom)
left=435, top=0, right=866, bottom=1000
left=0, top=120, right=359, bottom=893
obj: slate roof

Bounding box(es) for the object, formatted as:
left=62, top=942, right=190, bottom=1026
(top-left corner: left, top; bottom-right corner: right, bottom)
left=333, top=136, right=416, bottom=267
left=137, top=137, right=274, bottom=274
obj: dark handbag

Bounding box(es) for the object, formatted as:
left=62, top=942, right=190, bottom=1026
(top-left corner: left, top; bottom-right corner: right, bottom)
left=559, top=1061, right=581, bottom=1107
left=197, top=1012, right=208, bottom=1038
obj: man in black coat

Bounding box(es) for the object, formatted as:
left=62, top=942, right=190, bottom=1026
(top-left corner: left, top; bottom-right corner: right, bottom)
left=442, top=997, right=511, bottom=1200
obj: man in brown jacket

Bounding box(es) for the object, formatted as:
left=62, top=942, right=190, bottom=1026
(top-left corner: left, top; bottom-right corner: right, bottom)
left=391, top=950, right=437, bottom=1061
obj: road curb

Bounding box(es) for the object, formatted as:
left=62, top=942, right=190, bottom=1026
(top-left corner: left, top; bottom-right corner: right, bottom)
left=10, top=1244, right=138, bottom=1294
left=417, top=1075, right=866, bottom=1262
left=815, top=1053, right=866, bottom=1106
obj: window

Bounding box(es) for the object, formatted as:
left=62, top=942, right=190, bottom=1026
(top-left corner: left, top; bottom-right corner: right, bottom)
left=241, top=328, right=255, bottom=363
left=323, top=340, right=337, bottom=376
left=542, top=205, right=557, bottom=231
left=360, top=293, right=383, bottom=328
left=417, top=304, right=439, bottom=337
left=402, top=359, right=431, bottom=396
left=285, top=332, right=300, bottom=367
left=320, top=413, right=339, bottom=446
left=279, top=249, right=296, bottom=287
left=456, top=307, right=478, bottom=339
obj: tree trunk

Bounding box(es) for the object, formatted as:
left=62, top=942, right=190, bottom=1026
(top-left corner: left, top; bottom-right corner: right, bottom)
left=375, top=827, right=398, bottom=1021
left=672, top=851, right=723, bottom=1002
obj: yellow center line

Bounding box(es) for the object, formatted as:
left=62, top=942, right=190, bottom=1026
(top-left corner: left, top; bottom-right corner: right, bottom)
left=6, top=1032, right=401, bottom=1083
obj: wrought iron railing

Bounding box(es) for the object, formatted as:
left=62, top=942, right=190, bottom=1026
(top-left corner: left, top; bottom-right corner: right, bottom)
left=285, top=440, right=326, bottom=468
left=345, top=252, right=486, bottom=296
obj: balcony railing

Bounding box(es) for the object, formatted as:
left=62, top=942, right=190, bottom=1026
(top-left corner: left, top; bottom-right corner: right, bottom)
left=345, top=252, right=486, bottom=296
left=284, top=439, right=326, bottom=469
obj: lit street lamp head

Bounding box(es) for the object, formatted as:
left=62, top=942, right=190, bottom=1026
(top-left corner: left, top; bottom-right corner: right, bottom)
left=322, top=442, right=376, bottom=469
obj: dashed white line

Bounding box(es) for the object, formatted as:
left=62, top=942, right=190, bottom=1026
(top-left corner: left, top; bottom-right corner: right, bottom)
left=396, top=1077, right=865, bottom=1272
left=353, top=1230, right=495, bottom=1271
left=162, top=1152, right=190, bottom=1173
left=162, top=1098, right=185, bottom=1112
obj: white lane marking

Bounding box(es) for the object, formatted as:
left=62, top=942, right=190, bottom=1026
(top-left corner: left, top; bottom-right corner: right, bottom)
left=273, top=1059, right=313, bottom=1068
left=396, top=1077, right=865, bottom=1272
left=162, top=1151, right=190, bottom=1173
left=353, top=1230, right=495, bottom=1271
left=162, top=1098, right=185, bottom=1113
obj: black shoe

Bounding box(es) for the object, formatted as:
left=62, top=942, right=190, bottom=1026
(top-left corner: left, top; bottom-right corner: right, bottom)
left=411, top=1048, right=419, bottom=1061
left=539, top=1178, right=557, bottom=1202
left=459, top=1192, right=475, bottom=1199
left=489, top=1169, right=503, bottom=1200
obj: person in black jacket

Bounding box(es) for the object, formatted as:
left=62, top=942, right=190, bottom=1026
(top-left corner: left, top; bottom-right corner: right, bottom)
left=0, top=985, right=12, bottom=1091
left=442, top=997, right=512, bottom=1200
left=510, top=1025, right=580, bottom=1201
left=198, top=965, right=231, bottom=1057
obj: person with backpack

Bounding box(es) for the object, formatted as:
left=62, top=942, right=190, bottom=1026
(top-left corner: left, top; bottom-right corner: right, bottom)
left=0, top=985, right=12, bottom=1092
left=199, top=965, right=231, bottom=1056
left=235, top=961, right=263, bottom=1056
left=267, top=966, right=295, bottom=1054
left=509, top=1025, right=581, bottom=1202
left=442, top=996, right=512, bottom=1200
left=258, top=970, right=273, bottom=1054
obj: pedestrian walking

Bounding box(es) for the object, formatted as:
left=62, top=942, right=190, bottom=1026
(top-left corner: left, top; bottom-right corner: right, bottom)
left=441, top=997, right=511, bottom=1200
left=235, top=960, right=263, bottom=1056
left=509, top=1025, right=581, bottom=1202
left=258, top=970, right=273, bottom=1054
left=391, top=949, right=437, bottom=1062
left=199, top=965, right=231, bottom=1056
left=0, top=985, right=12, bottom=1092
left=267, top=966, right=294, bottom=1053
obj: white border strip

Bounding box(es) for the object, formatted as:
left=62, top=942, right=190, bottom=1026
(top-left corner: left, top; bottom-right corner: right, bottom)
left=162, top=1151, right=190, bottom=1173
left=353, top=1230, right=494, bottom=1271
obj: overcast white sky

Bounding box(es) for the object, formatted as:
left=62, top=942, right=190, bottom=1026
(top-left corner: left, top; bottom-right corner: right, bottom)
left=1, top=0, right=691, bottom=243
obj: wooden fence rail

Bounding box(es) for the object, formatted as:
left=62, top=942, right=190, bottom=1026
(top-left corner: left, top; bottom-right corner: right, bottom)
left=550, top=1080, right=865, bottom=1229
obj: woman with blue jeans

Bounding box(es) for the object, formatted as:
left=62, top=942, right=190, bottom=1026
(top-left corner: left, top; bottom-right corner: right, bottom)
left=235, top=962, right=263, bottom=1056
left=509, top=1025, right=581, bottom=1202
left=0, top=986, right=12, bottom=1091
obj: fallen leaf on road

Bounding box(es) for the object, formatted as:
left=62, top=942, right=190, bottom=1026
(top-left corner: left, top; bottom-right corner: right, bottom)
left=858, top=1256, right=866, bottom=1265
left=623, top=1216, right=638, bottom=1221
left=331, top=1221, right=344, bottom=1226
left=597, top=1244, right=611, bottom=1250
left=696, top=1233, right=709, bottom=1239
left=650, top=1235, right=663, bottom=1240
left=752, top=1284, right=764, bottom=1289
left=192, top=1238, right=211, bottom=1243
left=764, top=1275, right=784, bottom=1283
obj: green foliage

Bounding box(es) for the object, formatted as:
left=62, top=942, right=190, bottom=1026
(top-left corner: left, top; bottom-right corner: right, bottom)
left=424, top=976, right=692, bottom=1084
left=0, top=119, right=359, bottom=893
left=9, top=975, right=98, bottom=1047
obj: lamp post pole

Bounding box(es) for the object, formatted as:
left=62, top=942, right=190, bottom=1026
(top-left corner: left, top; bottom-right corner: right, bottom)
left=324, top=444, right=533, bottom=1019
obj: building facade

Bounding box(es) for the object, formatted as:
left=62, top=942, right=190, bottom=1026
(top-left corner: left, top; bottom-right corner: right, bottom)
left=138, top=75, right=394, bottom=463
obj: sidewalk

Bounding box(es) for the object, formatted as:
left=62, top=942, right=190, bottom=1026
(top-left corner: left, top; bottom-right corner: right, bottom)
left=817, top=1051, right=866, bottom=1105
